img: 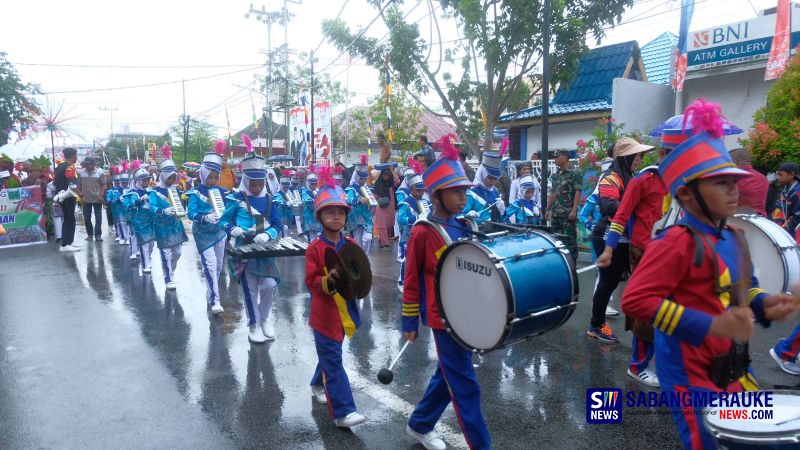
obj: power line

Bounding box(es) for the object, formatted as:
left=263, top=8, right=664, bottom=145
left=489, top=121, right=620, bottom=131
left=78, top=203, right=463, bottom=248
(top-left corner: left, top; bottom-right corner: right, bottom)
left=313, top=0, right=351, bottom=56
left=11, top=62, right=264, bottom=69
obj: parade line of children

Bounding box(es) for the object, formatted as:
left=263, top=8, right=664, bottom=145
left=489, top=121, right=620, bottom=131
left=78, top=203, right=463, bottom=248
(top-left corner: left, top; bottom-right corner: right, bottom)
left=55, top=102, right=800, bottom=449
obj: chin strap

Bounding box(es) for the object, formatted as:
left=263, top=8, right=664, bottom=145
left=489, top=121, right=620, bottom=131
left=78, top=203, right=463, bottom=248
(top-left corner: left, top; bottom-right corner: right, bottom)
left=689, top=182, right=725, bottom=235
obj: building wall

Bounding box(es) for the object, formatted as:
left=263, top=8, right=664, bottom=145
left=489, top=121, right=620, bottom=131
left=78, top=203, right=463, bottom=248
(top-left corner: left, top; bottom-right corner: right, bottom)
left=682, top=67, right=773, bottom=149
left=524, top=120, right=598, bottom=159
left=612, top=78, right=674, bottom=136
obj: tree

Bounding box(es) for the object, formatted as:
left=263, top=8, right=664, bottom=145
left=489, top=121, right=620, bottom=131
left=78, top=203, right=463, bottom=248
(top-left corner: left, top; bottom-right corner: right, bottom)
left=169, top=120, right=219, bottom=165
left=745, top=52, right=800, bottom=171
left=0, top=52, right=41, bottom=146
left=323, top=0, right=633, bottom=155
left=265, top=50, right=351, bottom=109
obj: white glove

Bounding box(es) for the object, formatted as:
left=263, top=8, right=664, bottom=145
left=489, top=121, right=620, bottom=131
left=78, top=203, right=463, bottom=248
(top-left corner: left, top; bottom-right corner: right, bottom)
left=203, top=213, right=220, bottom=224
left=230, top=227, right=245, bottom=238
left=495, top=199, right=506, bottom=214
left=163, top=206, right=177, bottom=216
left=254, top=233, right=271, bottom=244
left=466, top=210, right=480, bottom=218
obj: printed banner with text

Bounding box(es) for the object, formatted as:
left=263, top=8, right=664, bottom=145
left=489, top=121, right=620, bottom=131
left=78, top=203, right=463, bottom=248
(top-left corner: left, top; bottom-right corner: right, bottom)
left=0, top=186, right=47, bottom=249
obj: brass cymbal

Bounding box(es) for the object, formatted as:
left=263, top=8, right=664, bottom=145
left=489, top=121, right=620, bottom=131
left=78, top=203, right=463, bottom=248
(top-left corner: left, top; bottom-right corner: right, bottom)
left=324, top=247, right=354, bottom=301
left=340, top=242, right=372, bottom=299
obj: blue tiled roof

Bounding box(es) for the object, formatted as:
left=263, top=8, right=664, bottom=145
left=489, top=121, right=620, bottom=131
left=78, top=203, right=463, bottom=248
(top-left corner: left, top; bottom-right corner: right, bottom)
left=498, top=41, right=636, bottom=123
left=641, top=32, right=678, bottom=85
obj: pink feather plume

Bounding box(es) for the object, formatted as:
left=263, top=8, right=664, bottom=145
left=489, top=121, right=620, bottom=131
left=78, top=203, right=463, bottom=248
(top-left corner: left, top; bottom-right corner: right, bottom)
left=121, top=160, right=129, bottom=173
left=438, top=133, right=459, bottom=161
left=160, top=145, right=172, bottom=160
left=282, top=169, right=292, bottom=177
left=317, top=165, right=335, bottom=188
left=111, top=165, right=120, bottom=175
left=683, top=98, right=725, bottom=139
left=131, top=160, right=142, bottom=171
left=499, top=136, right=509, bottom=157
left=308, top=163, right=316, bottom=174
left=359, top=153, right=368, bottom=165
left=242, top=134, right=253, bottom=153
left=214, top=140, right=226, bottom=155
left=407, top=157, right=424, bottom=175
left=333, top=165, right=344, bottom=176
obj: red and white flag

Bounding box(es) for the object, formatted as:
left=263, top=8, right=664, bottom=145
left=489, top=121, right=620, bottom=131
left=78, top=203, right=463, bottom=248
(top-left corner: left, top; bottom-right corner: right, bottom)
left=765, top=0, right=791, bottom=81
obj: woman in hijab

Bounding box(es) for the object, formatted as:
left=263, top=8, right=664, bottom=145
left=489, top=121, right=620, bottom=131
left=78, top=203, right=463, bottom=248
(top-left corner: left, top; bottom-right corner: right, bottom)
left=149, top=148, right=189, bottom=290
left=372, top=164, right=400, bottom=250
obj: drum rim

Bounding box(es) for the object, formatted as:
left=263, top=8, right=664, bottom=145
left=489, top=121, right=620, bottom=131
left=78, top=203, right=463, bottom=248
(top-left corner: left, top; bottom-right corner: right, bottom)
left=434, top=239, right=515, bottom=353
left=731, top=214, right=800, bottom=293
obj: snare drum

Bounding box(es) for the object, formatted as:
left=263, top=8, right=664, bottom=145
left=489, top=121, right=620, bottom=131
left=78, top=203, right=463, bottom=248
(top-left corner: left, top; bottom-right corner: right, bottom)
left=704, top=392, right=800, bottom=449
left=435, top=230, right=578, bottom=353
left=729, top=214, right=800, bottom=294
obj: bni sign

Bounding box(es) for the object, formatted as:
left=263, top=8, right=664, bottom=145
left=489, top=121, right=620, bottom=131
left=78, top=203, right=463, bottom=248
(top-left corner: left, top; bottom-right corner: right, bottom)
left=687, top=8, right=800, bottom=71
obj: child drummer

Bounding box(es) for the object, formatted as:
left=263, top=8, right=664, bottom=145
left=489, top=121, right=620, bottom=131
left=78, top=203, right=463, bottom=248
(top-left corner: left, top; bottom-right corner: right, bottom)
left=621, top=100, right=800, bottom=450
left=504, top=174, right=540, bottom=225
left=186, top=141, right=229, bottom=315
left=305, top=165, right=366, bottom=428
left=402, top=134, right=490, bottom=450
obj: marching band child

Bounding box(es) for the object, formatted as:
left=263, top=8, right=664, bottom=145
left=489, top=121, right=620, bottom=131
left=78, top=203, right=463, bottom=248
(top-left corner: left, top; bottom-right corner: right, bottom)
left=395, top=162, right=420, bottom=263
left=402, top=135, right=490, bottom=450
left=290, top=171, right=304, bottom=235
left=149, top=146, right=189, bottom=290
left=621, top=100, right=800, bottom=450
left=117, top=166, right=133, bottom=250
left=346, top=154, right=375, bottom=253
left=504, top=174, right=539, bottom=225
left=275, top=170, right=294, bottom=238
left=107, top=167, right=126, bottom=244
left=301, top=169, right=322, bottom=242
left=396, top=159, right=429, bottom=293
left=123, top=163, right=155, bottom=273
left=186, top=141, right=229, bottom=315
left=305, top=165, right=366, bottom=428
left=461, top=151, right=505, bottom=222
left=219, top=149, right=282, bottom=344
left=122, top=162, right=140, bottom=260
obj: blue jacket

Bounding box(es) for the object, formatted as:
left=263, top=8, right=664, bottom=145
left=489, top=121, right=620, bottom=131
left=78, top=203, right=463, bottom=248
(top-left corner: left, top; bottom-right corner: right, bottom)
left=219, top=191, right=282, bottom=279
left=397, top=195, right=430, bottom=243
left=122, top=188, right=155, bottom=243
left=346, top=183, right=374, bottom=229
left=149, top=187, right=189, bottom=249
left=505, top=198, right=539, bottom=225
left=186, top=185, right=229, bottom=251
left=461, top=187, right=499, bottom=222
left=301, top=187, right=321, bottom=233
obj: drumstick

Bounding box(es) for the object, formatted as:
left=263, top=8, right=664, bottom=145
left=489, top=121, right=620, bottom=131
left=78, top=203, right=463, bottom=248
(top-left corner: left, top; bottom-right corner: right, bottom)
left=377, top=341, right=411, bottom=385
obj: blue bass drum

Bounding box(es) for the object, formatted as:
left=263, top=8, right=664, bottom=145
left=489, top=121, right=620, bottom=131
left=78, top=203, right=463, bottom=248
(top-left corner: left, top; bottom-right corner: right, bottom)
left=435, top=230, right=578, bottom=353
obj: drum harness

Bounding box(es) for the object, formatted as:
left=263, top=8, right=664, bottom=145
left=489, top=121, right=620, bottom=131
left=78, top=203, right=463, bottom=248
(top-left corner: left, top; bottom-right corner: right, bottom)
left=667, top=223, right=754, bottom=389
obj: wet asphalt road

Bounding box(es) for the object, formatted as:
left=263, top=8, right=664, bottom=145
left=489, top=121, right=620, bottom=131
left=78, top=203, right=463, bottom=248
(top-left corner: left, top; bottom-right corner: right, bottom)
left=2, top=223, right=800, bottom=450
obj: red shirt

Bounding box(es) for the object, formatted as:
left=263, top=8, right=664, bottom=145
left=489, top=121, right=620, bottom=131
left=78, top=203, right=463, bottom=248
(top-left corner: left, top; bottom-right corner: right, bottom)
left=605, top=169, right=668, bottom=250
left=736, top=165, right=768, bottom=216
left=402, top=222, right=450, bottom=331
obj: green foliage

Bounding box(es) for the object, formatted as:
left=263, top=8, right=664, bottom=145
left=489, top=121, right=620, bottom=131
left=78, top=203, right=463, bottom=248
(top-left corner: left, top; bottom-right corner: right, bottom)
left=0, top=52, right=41, bottom=145
left=266, top=51, right=351, bottom=108
left=102, top=134, right=172, bottom=165
left=745, top=52, right=800, bottom=172
left=169, top=121, right=219, bottom=165
left=323, top=0, right=633, bottom=155
left=575, top=117, right=650, bottom=177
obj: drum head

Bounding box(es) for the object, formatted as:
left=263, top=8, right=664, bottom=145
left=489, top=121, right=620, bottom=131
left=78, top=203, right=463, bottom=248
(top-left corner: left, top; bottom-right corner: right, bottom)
left=729, top=215, right=795, bottom=293
left=436, top=241, right=510, bottom=351
left=704, top=393, right=800, bottom=443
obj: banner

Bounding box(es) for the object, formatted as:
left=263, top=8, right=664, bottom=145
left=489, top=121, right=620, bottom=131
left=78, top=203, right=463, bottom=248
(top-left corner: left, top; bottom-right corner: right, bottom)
left=673, top=0, right=695, bottom=92
left=288, top=107, right=309, bottom=165
left=313, top=101, right=332, bottom=164
left=766, top=0, right=792, bottom=80
left=0, top=186, right=47, bottom=249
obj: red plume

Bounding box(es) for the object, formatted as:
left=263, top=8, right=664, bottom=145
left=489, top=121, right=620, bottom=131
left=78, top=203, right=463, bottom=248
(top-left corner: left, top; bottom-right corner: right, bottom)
left=121, top=160, right=129, bottom=173
left=242, top=134, right=253, bottom=153
left=214, top=140, right=226, bottom=155
left=160, top=145, right=172, bottom=160
left=499, top=136, right=509, bottom=157
left=131, top=160, right=142, bottom=171
left=407, top=157, right=424, bottom=175
left=308, top=163, right=316, bottom=174
left=438, top=133, right=459, bottom=160
left=359, top=153, right=368, bottom=165
left=683, top=98, right=725, bottom=139
left=110, top=165, right=119, bottom=175
left=282, top=169, right=292, bottom=177
left=317, top=165, right=335, bottom=188
left=333, top=165, right=344, bottom=175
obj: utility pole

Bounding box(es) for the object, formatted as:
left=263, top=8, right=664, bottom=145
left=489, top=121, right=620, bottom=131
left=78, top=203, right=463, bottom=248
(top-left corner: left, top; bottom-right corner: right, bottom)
left=310, top=50, right=316, bottom=164
left=540, top=0, right=551, bottom=211
left=179, top=79, right=190, bottom=163
left=99, top=106, right=118, bottom=142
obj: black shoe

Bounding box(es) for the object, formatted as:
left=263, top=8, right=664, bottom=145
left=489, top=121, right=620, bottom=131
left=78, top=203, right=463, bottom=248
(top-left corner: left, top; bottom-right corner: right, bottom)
left=85, top=236, right=93, bottom=241
left=56, top=238, right=61, bottom=243
left=95, top=237, right=103, bottom=242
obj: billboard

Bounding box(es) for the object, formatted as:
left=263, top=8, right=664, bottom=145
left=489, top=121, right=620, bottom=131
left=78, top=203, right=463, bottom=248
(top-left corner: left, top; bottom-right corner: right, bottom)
left=0, top=186, right=47, bottom=249
left=288, top=101, right=332, bottom=165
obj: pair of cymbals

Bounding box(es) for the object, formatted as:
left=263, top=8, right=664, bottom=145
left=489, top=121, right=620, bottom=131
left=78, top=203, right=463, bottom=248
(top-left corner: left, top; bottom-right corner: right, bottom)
left=323, top=242, right=372, bottom=301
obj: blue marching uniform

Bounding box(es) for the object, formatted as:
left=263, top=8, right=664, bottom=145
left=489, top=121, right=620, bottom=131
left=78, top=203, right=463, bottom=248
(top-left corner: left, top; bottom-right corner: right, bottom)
left=122, top=187, right=155, bottom=272
left=504, top=198, right=539, bottom=225
left=301, top=186, right=321, bottom=241
left=274, top=188, right=293, bottom=237
left=149, top=187, right=189, bottom=285
left=186, top=185, right=229, bottom=309
left=396, top=194, right=430, bottom=289
left=219, top=190, right=282, bottom=327
left=345, top=183, right=374, bottom=252
left=461, top=185, right=501, bottom=222
left=106, top=186, right=127, bottom=241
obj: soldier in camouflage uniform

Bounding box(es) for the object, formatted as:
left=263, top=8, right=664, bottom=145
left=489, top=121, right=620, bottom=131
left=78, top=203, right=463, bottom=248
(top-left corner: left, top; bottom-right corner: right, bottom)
left=545, top=151, right=582, bottom=262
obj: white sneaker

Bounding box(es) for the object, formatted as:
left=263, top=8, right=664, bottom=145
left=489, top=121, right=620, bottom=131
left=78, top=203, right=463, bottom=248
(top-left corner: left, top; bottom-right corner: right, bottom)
left=334, top=412, right=366, bottom=428
left=68, top=244, right=83, bottom=251
left=605, top=305, right=620, bottom=317
left=118, top=239, right=127, bottom=245
left=142, top=267, right=152, bottom=274
left=130, top=254, right=138, bottom=260
left=165, top=281, right=177, bottom=290
left=123, top=240, right=130, bottom=245
left=210, top=303, right=224, bottom=315
left=311, top=385, right=327, bottom=404
left=627, top=368, right=660, bottom=387
left=406, top=425, right=446, bottom=450
left=115, top=237, right=121, bottom=243
left=770, top=348, right=800, bottom=375
left=248, top=325, right=267, bottom=344
left=59, top=246, right=80, bottom=253
left=261, top=320, right=275, bottom=340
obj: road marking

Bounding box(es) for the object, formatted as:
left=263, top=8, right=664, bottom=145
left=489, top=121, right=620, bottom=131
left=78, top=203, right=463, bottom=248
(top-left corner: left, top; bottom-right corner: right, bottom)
left=576, top=264, right=597, bottom=274
left=348, top=369, right=469, bottom=449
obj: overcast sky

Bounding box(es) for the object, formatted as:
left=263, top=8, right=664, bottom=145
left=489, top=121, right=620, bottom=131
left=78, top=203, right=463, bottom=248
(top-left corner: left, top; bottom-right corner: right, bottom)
left=0, top=0, right=780, bottom=152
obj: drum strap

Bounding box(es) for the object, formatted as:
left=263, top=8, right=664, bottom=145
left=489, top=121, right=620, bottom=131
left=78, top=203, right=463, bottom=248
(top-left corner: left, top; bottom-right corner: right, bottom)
left=664, top=224, right=704, bottom=267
